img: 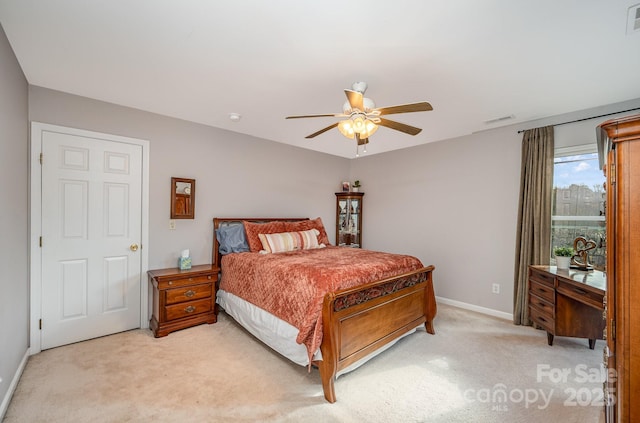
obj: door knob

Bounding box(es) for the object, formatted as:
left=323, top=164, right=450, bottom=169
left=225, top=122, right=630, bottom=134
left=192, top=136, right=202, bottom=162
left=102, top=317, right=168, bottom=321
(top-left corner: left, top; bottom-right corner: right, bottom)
left=130, top=243, right=139, bottom=251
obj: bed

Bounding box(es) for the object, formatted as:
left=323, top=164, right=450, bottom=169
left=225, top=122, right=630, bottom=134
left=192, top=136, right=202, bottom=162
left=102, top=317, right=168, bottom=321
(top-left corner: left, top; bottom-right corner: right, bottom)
left=212, top=217, right=437, bottom=403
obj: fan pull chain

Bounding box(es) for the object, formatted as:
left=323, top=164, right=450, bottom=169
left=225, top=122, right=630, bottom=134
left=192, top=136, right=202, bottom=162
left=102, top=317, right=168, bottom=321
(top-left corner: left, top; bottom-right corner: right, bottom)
left=355, top=143, right=359, bottom=158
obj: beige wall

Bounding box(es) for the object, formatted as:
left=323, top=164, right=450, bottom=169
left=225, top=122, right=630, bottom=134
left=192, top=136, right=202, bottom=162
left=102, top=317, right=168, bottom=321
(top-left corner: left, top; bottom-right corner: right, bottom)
left=0, top=23, right=28, bottom=415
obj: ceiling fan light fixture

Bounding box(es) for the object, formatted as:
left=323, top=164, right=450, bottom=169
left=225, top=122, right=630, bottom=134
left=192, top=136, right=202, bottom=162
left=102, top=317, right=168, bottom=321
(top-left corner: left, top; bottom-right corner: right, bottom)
left=353, top=115, right=366, bottom=132
left=338, top=119, right=356, bottom=139
left=338, top=115, right=379, bottom=140
left=362, top=119, right=378, bottom=138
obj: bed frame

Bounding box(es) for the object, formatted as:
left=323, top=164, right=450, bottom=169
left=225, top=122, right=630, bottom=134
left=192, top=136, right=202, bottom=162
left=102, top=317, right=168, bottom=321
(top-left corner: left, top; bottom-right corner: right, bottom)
left=212, top=217, right=437, bottom=403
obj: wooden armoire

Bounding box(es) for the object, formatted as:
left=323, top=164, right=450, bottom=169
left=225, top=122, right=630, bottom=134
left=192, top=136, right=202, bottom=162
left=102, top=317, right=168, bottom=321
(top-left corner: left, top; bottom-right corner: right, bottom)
left=597, top=114, right=640, bottom=423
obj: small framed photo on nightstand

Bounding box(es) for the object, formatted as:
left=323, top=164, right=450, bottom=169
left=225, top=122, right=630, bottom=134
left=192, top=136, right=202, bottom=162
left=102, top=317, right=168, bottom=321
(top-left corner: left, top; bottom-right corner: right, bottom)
left=342, top=181, right=350, bottom=192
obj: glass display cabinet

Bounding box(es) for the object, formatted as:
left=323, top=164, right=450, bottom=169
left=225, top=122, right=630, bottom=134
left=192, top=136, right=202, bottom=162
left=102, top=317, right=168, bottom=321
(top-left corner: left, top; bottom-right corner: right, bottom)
left=335, top=192, right=364, bottom=248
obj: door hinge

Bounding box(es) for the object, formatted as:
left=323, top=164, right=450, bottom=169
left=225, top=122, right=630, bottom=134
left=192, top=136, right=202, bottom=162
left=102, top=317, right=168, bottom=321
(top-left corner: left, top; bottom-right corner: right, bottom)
left=39, top=236, right=42, bottom=247
left=610, top=163, right=616, bottom=184
left=39, top=152, right=43, bottom=165
left=39, top=319, right=42, bottom=330
left=611, top=319, right=616, bottom=340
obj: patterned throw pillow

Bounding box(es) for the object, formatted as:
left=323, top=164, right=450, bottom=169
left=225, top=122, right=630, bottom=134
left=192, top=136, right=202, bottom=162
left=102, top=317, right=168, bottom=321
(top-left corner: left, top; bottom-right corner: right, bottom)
left=283, top=217, right=331, bottom=246
left=243, top=221, right=287, bottom=252
left=258, top=229, right=326, bottom=253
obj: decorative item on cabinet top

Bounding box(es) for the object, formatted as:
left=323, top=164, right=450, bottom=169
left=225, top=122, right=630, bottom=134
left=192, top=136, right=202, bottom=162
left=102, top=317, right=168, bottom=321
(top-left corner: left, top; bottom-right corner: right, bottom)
left=171, top=177, right=195, bottom=219
left=571, top=236, right=596, bottom=271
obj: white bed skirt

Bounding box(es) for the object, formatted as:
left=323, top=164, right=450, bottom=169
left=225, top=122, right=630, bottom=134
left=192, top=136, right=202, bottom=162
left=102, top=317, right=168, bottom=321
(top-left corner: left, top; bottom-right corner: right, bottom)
left=216, top=289, right=420, bottom=378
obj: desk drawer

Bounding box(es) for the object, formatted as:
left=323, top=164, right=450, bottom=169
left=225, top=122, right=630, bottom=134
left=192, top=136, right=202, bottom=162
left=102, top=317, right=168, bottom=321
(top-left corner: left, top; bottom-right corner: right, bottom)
left=529, top=268, right=555, bottom=288
left=556, top=279, right=604, bottom=310
left=529, top=280, right=555, bottom=304
left=529, top=294, right=554, bottom=318
left=529, top=305, right=554, bottom=333
left=166, top=283, right=211, bottom=305
left=165, top=298, right=212, bottom=321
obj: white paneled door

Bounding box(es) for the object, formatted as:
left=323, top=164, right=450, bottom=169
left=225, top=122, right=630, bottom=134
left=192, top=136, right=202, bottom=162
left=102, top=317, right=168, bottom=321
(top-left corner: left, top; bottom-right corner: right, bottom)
left=40, top=129, right=143, bottom=350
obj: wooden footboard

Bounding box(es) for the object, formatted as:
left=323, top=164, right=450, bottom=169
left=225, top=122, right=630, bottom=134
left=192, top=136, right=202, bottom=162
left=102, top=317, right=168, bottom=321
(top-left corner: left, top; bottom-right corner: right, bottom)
left=317, top=265, right=436, bottom=403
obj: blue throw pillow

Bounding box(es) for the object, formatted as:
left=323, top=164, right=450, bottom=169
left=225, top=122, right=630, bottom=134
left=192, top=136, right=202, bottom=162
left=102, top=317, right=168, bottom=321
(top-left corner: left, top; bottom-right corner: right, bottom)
left=216, top=224, right=250, bottom=255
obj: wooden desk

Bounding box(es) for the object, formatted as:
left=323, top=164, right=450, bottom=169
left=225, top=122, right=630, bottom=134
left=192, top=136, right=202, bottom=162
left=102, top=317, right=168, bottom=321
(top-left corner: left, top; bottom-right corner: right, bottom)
left=528, top=265, right=605, bottom=349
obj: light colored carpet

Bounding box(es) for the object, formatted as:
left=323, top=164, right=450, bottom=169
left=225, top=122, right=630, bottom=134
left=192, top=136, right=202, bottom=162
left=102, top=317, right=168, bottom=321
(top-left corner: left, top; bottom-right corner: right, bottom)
left=4, top=304, right=605, bottom=422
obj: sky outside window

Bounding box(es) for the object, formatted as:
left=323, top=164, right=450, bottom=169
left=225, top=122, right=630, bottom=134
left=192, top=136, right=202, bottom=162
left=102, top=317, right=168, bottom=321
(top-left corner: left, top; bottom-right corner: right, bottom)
left=553, top=153, right=604, bottom=189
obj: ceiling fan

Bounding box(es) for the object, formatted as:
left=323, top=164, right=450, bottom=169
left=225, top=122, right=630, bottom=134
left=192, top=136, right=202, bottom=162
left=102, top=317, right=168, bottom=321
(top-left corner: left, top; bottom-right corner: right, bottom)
left=286, top=81, right=433, bottom=148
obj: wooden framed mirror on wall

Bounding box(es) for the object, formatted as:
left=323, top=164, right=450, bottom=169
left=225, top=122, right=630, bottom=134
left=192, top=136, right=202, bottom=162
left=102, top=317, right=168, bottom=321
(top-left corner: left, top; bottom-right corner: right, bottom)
left=170, top=177, right=195, bottom=219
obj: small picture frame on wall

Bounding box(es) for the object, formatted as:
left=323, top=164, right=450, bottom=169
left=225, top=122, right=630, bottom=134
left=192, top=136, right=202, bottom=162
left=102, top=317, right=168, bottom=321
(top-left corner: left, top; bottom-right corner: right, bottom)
left=342, top=181, right=350, bottom=192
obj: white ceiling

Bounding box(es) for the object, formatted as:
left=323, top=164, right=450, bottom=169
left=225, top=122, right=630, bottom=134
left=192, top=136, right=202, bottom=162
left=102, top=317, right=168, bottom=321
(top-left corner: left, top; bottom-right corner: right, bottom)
left=1, top=1, right=640, bottom=158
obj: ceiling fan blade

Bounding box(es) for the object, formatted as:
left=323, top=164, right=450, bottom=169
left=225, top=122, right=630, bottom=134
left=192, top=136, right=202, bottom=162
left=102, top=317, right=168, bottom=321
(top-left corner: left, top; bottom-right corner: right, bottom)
left=377, top=117, right=422, bottom=136
left=345, top=89, right=364, bottom=111
left=375, top=102, right=433, bottom=116
left=305, top=122, right=339, bottom=139
left=286, top=114, right=342, bottom=119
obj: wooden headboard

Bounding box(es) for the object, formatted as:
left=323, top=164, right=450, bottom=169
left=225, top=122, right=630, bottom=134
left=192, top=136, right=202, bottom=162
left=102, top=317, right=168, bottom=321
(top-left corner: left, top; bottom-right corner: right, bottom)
left=212, top=217, right=309, bottom=268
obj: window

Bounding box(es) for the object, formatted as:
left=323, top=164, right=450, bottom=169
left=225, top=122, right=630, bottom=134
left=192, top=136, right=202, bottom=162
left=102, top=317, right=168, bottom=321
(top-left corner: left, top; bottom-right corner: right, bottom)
left=551, top=146, right=606, bottom=269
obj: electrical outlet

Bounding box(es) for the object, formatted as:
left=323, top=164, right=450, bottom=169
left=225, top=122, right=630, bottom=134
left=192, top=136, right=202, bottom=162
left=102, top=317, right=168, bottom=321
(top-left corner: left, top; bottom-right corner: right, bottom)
left=492, top=283, right=500, bottom=294
left=169, top=220, right=176, bottom=230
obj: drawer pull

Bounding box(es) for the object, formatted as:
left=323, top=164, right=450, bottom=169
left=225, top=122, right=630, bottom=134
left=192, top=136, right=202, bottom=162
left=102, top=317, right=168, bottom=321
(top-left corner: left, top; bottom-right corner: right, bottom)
left=573, top=287, right=587, bottom=295
left=208, top=275, right=212, bottom=280
left=188, top=278, right=193, bottom=282
left=185, top=290, right=196, bottom=298
left=168, top=281, right=173, bottom=285
left=184, top=305, right=196, bottom=313
left=539, top=316, right=547, bottom=322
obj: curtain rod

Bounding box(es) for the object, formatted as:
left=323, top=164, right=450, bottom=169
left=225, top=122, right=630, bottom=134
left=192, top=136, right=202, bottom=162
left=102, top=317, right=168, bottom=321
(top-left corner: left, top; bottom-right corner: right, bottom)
left=516, top=106, right=640, bottom=134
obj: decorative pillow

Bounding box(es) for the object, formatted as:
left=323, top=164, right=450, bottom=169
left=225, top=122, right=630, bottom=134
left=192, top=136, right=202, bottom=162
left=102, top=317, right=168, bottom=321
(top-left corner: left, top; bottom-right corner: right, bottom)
left=243, top=221, right=287, bottom=252
left=258, top=229, right=325, bottom=253
left=216, top=223, right=250, bottom=255
left=283, top=217, right=330, bottom=246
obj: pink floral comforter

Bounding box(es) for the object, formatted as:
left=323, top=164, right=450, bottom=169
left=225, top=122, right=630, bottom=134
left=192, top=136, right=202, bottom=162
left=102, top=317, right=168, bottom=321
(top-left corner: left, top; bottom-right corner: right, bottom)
left=219, top=246, right=423, bottom=362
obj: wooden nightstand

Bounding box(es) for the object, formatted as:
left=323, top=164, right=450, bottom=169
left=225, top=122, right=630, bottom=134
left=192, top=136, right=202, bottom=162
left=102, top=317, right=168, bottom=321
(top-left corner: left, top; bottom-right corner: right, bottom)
left=148, top=264, right=219, bottom=337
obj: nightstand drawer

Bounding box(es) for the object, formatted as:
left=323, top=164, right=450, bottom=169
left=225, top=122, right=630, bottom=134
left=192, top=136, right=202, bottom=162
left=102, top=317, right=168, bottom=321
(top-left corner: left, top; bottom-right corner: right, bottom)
left=165, top=298, right=212, bottom=321
left=529, top=305, right=554, bottom=333
left=158, top=273, right=214, bottom=290
left=166, top=283, right=212, bottom=305
left=530, top=280, right=555, bottom=304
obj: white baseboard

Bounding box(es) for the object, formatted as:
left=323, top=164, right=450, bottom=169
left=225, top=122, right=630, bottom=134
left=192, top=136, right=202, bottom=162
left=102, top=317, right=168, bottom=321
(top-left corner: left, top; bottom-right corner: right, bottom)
left=0, top=348, right=29, bottom=420
left=436, top=296, right=513, bottom=321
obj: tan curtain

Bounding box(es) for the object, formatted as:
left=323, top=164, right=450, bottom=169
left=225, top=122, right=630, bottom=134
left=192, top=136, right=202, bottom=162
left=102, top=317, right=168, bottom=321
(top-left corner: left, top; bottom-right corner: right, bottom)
left=513, top=126, right=554, bottom=325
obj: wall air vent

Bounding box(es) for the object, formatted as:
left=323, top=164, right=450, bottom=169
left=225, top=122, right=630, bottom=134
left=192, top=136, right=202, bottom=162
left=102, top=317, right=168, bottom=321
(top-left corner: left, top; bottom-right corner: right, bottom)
left=484, top=115, right=515, bottom=125
left=627, top=3, right=640, bottom=35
